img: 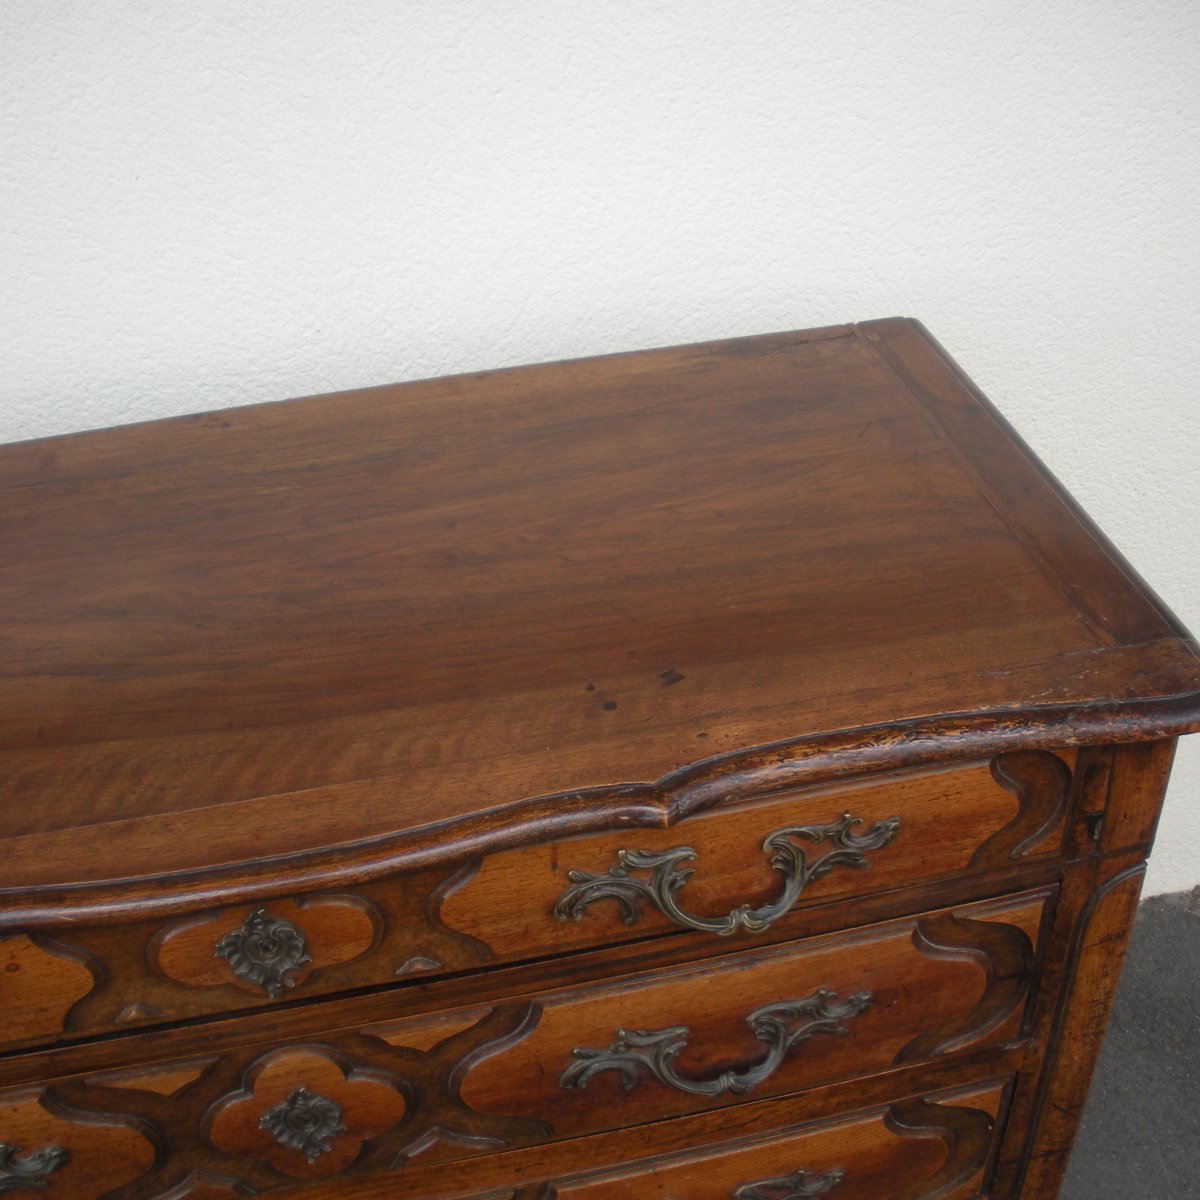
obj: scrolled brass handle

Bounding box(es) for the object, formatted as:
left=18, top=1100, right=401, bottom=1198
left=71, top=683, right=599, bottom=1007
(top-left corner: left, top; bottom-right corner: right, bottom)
left=553, top=813, right=901, bottom=935
left=560, top=988, right=871, bottom=1098
left=733, top=1167, right=845, bottom=1199
left=0, top=1143, right=69, bottom=1192
left=214, top=907, right=311, bottom=999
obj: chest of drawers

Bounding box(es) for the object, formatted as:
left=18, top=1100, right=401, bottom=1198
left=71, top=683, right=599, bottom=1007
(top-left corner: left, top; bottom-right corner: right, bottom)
left=1, top=318, right=1197, bottom=1199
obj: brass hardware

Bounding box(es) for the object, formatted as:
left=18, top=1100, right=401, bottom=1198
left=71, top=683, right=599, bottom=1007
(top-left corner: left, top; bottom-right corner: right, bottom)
left=214, top=908, right=311, bottom=999
left=560, top=989, right=871, bottom=1097
left=0, top=1144, right=69, bottom=1193
left=554, top=814, right=901, bottom=935
left=260, top=1086, right=345, bottom=1162
left=734, top=1167, right=846, bottom=1199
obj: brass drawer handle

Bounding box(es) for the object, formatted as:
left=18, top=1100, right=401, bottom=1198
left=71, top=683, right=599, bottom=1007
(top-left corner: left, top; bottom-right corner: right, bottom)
left=560, top=989, right=871, bottom=1098
left=214, top=908, right=312, bottom=999
left=0, top=1143, right=69, bottom=1192
left=734, top=1167, right=846, bottom=1199
left=553, top=814, right=901, bottom=935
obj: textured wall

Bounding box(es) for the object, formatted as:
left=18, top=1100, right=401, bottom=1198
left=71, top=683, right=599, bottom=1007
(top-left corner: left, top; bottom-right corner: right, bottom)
left=2, top=2, right=1197, bottom=892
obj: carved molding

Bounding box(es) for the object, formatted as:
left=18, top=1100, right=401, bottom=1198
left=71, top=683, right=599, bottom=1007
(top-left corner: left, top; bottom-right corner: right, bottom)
left=426, top=858, right=495, bottom=965
left=49, top=1003, right=546, bottom=1197
left=554, top=814, right=901, bottom=935
left=154, top=893, right=382, bottom=998
left=0, top=932, right=104, bottom=1045
left=206, top=1046, right=407, bottom=1179
left=971, top=751, right=1071, bottom=867
left=1, top=696, right=1187, bottom=919
left=34, top=865, right=493, bottom=1043
left=1011, top=864, right=1147, bottom=1197
left=395, top=955, right=443, bottom=977
left=897, top=911, right=1035, bottom=1063
left=494, top=1094, right=996, bottom=1199
left=0, top=1091, right=155, bottom=1198
left=885, top=1095, right=996, bottom=1200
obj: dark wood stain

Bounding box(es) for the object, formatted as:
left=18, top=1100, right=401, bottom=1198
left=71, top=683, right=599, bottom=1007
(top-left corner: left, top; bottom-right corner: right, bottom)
left=0, top=320, right=1194, bottom=1198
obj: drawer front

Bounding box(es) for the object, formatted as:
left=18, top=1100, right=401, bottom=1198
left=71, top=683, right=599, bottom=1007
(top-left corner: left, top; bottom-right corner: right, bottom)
left=0, top=892, right=1046, bottom=1198
left=0, top=862, right=493, bottom=1052
left=444, top=751, right=1071, bottom=958
left=0, top=751, right=1071, bottom=1051
left=548, top=1077, right=1009, bottom=1200
left=456, top=889, right=1045, bottom=1139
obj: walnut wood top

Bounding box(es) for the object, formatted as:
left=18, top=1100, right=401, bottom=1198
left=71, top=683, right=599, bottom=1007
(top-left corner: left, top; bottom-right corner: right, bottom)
left=1, top=318, right=1197, bottom=899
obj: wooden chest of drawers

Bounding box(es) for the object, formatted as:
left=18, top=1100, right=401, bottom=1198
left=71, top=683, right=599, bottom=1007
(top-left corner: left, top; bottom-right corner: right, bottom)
left=1, top=318, right=1196, bottom=1199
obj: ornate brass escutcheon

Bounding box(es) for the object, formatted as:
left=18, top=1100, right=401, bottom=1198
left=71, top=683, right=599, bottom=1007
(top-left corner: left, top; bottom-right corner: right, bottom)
left=214, top=908, right=311, bottom=999
left=560, top=989, right=871, bottom=1097
left=554, top=814, right=901, bottom=935
left=259, top=1086, right=346, bottom=1163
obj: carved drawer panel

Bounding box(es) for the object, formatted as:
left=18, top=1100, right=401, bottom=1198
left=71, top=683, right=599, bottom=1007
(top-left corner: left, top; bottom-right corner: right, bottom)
left=0, top=1087, right=154, bottom=1197
left=0, top=891, right=1047, bottom=1198
left=329, top=1076, right=1013, bottom=1199
left=456, top=888, right=1047, bottom=1141
left=443, top=752, right=1072, bottom=961
left=540, top=1077, right=1010, bottom=1200
left=0, top=753, right=1071, bottom=1052
left=0, top=864, right=491, bottom=1052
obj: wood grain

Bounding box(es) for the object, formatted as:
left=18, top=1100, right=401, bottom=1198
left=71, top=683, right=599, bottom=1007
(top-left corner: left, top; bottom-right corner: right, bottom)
left=446, top=754, right=1068, bottom=963
left=0, top=322, right=1194, bottom=1199
left=0, top=752, right=1072, bottom=1051
left=0, top=1088, right=154, bottom=1197
left=1097, top=738, right=1177, bottom=854
left=1008, top=863, right=1146, bottom=1197
left=0, top=862, right=492, bottom=1051
left=553, top=1081, right=1006, bottom=1200
left=285, top=1073, right=1015, bottom=1200
left=0, top=936, right=97, bottom=1047
left=0, top=893, right=1046, bottom=1196
left=459, top=893, right=1045, bottom=1140
left=0, top=321, right=1196, bottom=901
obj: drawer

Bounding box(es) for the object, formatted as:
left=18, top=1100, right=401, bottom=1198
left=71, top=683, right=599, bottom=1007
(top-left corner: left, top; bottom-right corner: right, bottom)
left=0, top=751, right=1072, bottom=1050
left=524, top=1076, right=1010, bottom=1200
left=0, top=862, right=492, bottom=1052
left=446, top=751, right=1072, bottom=960
left=456, top=887, right=1046, bottom=1140
left=329, top=1076, right=1013, bottom=1199
left=0, top=890, right=1047, bottom=1198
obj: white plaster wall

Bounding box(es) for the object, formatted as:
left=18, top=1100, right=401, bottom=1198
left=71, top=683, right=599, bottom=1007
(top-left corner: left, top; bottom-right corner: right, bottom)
left=2, top=2, right=1197, bottom=893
